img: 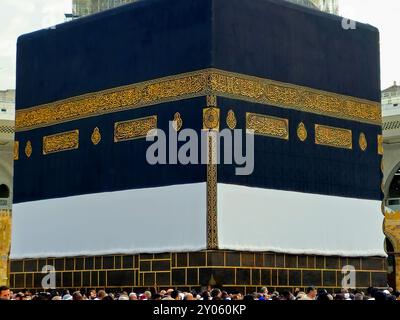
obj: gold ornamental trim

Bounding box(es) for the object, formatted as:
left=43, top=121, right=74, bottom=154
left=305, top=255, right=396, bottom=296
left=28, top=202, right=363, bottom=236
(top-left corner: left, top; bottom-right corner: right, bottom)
left=377, top=135, right=383, bottom=155
left=15, top=69, right=381, bottom=132
left=203, top=107, right=220, bottom=130
left=359, top=132, right=368, bottom=151
left=172, top=112, right=183, bottom=132
left=315, top=124, right=352, bottom=150
left=246, top=112, right=289, bottom=140
left=14, top=141, right=19, bottom=160
left=297, top=122, right=308, bottom=142
left=384, top=211, right=400, bottom=253
left=43, top=130, right=79, bottom=155
left=0, top=210, right=12, bottom=286
left=25, top=141, right=32, bottom=158
left=114, top=115, right=157, bottom=142
left=226, top=110, right=237, bottom=130
left=206, top=95, right=217, bottom=107
left=91, top=127, right=102, bottom=146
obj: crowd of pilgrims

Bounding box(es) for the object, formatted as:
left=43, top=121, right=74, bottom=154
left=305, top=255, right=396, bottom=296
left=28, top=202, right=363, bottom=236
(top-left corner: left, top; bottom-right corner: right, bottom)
left=1, top=285, right=400, bottom=301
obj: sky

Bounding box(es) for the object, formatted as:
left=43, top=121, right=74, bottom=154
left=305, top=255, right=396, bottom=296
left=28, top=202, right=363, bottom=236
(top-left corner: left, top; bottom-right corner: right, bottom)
left=0, top=0, right=399, bottom=91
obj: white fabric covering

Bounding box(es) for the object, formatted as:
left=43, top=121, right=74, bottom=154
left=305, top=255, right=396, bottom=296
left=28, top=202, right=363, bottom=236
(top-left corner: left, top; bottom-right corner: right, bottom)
left=11, top=183, right=207, bottom=259
left=11, top=182, right=386, bottom=258
left=217, top=184, right=386, bottom=257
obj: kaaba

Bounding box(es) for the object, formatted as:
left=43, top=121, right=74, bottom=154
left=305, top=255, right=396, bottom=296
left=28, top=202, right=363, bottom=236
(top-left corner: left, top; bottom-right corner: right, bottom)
left=9, top=0, right=387, bottom=293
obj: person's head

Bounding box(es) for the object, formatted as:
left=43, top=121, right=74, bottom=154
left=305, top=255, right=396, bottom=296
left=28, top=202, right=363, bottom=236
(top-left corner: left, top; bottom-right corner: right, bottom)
left=367, top=287, right=377, bottom=298
left=184, top=293, right=194, bottom=300
left=144, top=291, right=152, bottom=300
left=210, top=288, right=222, bottom=299
left=152, top=293, right=162, bottom=300
left=334, top=293, right=345, bottom=300
left=200, top=290, right=210, bottom=300
left=129, top=292, right=137, bottom=300
left=98, top=290, right=107, bottom=299
left=89, top=289, right=97, bottom=299
left=73, top=291, right=83, bottom=300
left=271, top=291, right=280, bottom=300
left=118, top=294, right=129, bottom=301
left=139, top=293, right=148, bottom=300
left=316, top=290, right=331, bottom=301
left=62, top=293, right=73, bottom=300
left=341, top=288, right=349, bottom=294
left=374, top=291, right=388, bottom=301
left=354, top=293, right=363, bottom=301
left=306, top=286, right=317, bottom=299
left=0, top=286, right=11, bottom=300
left=171, top=290, right=181, bottom=300
left=243, top=294, right=255, bottom=301
left=231, top=291, right=242, bottom=300
left=281, top=290, right=293, bottom=300
left=260, top=287, right=269, bottom=295
left=14, top=292, right=25, bottom=300
left=295, top=292, right=306, bottom=300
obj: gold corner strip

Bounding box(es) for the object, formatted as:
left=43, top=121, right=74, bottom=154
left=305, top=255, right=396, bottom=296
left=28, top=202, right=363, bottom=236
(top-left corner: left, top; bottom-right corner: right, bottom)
left=206, top=133, right=218, bottom=250
left=15, top=69, right=381, bottom=132
left=114, top=115, right=157, bottom=142
left=0, top=210, right=12, bottom=286
left=206, top=95, right=217, bottom=107
left=14, top=141, right=19, bottom=160
left=315, top=124, right=352, bottom=150
left=43, top=130, right=79, bottom=155
left=246, top=112, right=289, bottom=140
left=377, top=134, right=383, bottom=155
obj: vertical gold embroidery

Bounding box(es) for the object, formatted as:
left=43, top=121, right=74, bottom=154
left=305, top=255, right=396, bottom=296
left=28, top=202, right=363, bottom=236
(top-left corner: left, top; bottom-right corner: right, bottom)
left=0, top=210, right=12, bottom=286
left=205, top=95, right=219, bottom=250
left=14, top=141, right=19, bottom=160
left=206, top=133, right=218, bottom=250
left=206, top=95, right=217, bottom=107
left=377, top=135, right=383, bottom=155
